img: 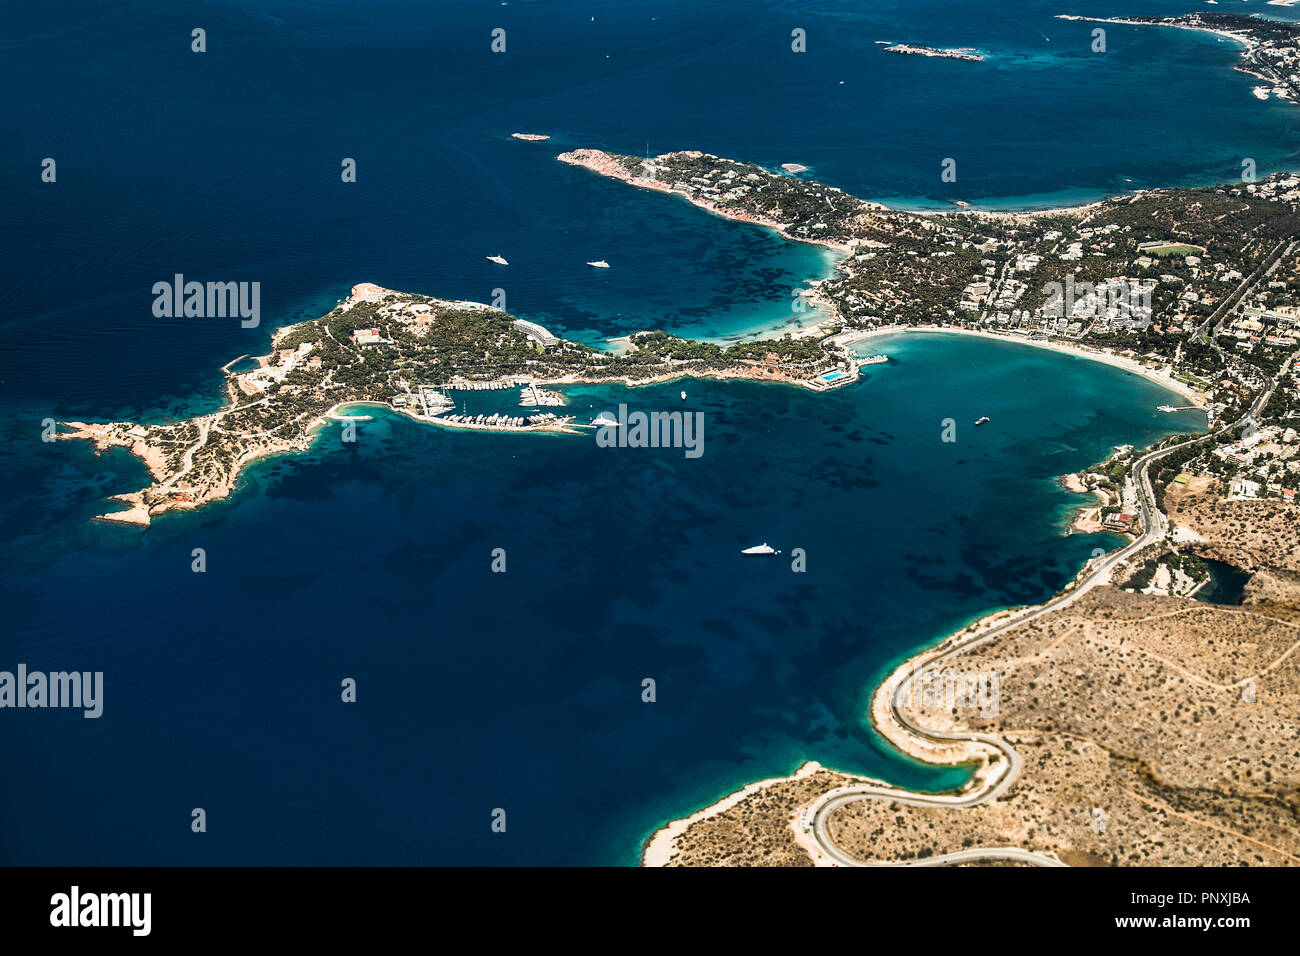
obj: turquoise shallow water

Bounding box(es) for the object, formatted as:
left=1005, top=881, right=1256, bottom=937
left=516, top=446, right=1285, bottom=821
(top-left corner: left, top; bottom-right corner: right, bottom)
left=0, top=332, right=1204, bottom=865
left=0, top=0, right=1250, bottom=864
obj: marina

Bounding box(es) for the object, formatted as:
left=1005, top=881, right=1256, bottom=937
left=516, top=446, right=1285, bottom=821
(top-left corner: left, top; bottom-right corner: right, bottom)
left=435, top=411, right=570, bottom=430
left=430, top=377, right=532, bottom=391
left=520, top=383, right=567, bottom=407
left=413, top=387, right=455, bottom=416
left=388, top=378, right=577, bottom=433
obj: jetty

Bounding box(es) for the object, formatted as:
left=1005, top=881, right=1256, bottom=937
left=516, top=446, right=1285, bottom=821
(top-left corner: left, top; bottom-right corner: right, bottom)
left=520, top=383, right=566, bottom=407
left=433, top=376, right=531, bottom=391
left=434, top=411, right=575, bottom=432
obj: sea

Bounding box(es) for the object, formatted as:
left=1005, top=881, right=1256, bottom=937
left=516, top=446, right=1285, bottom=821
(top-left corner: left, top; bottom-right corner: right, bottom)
left=0, top=0, right=1275, bottom=864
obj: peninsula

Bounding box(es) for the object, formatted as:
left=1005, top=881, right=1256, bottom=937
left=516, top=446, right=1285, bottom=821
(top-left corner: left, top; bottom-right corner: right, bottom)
left=58, top=144, right=1300, bottom=866
left=548, top=147, right=1300, bottom=867
left=64, top=146, right=1300, bottom=540
left=58, top=281, right=852, bottom=526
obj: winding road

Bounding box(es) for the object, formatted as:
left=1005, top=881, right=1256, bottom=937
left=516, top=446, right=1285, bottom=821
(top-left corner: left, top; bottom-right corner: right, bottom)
left=805, top=348, right=1296, bottom=867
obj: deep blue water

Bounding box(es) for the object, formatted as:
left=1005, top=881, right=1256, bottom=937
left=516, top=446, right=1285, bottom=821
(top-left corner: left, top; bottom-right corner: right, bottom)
left=1, top=334, right=1204, bottom=865
left=0, top=0, right=1260, bottom=864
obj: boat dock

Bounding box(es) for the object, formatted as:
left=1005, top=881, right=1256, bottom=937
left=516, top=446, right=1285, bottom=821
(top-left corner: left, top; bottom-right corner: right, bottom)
left=434, top=411, right=575, bottom=432
left=432, top=376, right=532, bottom=391
left=415, top=387, right=455, bottom=416
left=520, top=383, right=566, bottom=407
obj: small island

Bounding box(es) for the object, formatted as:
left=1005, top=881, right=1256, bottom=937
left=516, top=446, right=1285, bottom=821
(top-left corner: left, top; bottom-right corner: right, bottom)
left=884, top=44, right=984, bottom=62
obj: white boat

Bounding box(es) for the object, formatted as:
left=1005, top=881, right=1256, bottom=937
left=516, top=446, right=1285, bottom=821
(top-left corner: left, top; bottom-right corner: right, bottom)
left=591, top=413, right=620, bottom=427
left=487, top=254, right=508, bottom=265
left=974, top=416, right=990, bottom=426
left=587, top=259, right=611, bottom=268
left=741, top=543, right=780, bottom=556
left=680, top=390, right=687, bottom=401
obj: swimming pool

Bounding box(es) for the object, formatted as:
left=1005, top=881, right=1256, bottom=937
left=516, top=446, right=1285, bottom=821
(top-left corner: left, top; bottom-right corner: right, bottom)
left=821, top=371, right=845, bottom=382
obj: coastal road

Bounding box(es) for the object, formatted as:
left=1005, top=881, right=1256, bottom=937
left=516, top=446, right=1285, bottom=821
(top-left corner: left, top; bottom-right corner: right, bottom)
left=808, top=351, right=1296, bottom=867
left=807, top=769, right=1067, bottom=867
left=1241, top=46, right=1300, bottom=109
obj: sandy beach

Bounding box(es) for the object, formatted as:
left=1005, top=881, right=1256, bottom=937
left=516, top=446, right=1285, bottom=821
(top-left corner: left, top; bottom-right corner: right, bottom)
left=1055, top=15, right=1255, bottom=52
left=850, top=326, right=1208, bottom=407
left=557, top=148, right=1209, bottom=408
left=1062, top=479, right=1112, bottom=534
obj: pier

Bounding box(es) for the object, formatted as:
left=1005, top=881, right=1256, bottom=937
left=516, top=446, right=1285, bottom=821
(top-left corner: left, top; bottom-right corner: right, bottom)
left=431, top=376, right=532, bottom=391
left=434, top=411, right=575, bottom=432
left=415, top=387, right=455, bottom=416
left=520, top=383, right=566, bottom=407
